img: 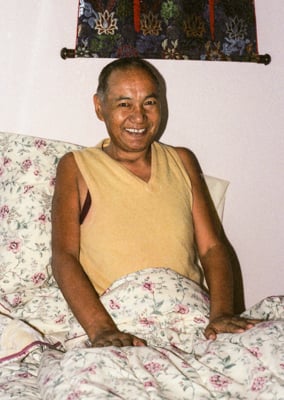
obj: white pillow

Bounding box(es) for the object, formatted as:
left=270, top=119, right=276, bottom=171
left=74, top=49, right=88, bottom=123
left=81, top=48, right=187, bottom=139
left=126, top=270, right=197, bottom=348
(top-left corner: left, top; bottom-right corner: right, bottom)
left=204, top=174, right=229, bottom=220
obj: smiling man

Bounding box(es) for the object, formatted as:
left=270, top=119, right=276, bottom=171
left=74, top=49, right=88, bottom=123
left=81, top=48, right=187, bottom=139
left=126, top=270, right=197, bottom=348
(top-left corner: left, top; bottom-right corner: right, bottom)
left=51, top=57, right=259, bottom=349
left=93, top=61, right=161, bottom=180
left=94, top=64, right=161, bottom=157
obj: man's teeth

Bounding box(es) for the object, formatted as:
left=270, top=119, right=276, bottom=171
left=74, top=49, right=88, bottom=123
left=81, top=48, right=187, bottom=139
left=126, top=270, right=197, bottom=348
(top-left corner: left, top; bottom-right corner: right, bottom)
left=126, top=128, right=146, bottom=134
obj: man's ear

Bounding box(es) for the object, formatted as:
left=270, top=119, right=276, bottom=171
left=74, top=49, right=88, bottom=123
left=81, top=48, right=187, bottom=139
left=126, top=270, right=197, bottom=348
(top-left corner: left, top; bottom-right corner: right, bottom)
left=93, top=94, right=105, bottom=121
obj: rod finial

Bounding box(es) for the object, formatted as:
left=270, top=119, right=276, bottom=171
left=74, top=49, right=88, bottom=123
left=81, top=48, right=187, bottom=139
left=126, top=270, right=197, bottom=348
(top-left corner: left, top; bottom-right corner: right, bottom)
left=61, top=48, right=75, bottom=60
left=259, top=53, right=271, bottom=65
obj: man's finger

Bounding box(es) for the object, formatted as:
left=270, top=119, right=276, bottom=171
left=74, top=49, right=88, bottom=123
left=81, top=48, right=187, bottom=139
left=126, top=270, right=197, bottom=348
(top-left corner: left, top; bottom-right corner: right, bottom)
left=204, top=326, right=217, bottom=340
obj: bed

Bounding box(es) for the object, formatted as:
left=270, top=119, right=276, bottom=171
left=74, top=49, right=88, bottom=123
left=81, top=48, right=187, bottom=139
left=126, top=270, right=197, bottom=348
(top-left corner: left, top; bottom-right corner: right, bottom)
left=1, top=131, right=283, bottom=399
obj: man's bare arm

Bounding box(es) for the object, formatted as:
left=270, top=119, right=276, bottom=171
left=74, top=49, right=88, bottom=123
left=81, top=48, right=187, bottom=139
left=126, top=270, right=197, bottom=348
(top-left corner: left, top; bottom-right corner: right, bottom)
left=51, top=153, right=146, bottom=347
left=176, top=147, right=260, bottom=339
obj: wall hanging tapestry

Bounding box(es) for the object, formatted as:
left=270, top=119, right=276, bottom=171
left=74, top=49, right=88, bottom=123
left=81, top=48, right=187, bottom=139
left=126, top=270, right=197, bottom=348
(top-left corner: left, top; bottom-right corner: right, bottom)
left=61, top=0, right=271, bottom=64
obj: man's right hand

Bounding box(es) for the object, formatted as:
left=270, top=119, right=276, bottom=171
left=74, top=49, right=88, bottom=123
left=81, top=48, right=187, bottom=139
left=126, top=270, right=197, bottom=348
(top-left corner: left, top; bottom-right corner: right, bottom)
left=90, top=328, right=147, bottom=348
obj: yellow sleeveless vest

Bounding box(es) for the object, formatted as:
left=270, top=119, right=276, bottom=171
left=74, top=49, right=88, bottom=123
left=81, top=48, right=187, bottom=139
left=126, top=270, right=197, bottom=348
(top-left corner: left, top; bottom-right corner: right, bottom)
left=73, top=140, right=201, bottom=295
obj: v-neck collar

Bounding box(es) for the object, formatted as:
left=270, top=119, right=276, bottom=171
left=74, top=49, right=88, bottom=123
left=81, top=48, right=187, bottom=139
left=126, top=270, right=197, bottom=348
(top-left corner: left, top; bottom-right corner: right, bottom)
left=97, top=139, right=156, bottom=186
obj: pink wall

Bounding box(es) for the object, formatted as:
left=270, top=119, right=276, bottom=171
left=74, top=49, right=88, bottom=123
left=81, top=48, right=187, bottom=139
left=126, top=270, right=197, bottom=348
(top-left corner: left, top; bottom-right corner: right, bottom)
left=0, top=0, right=283, bottom=307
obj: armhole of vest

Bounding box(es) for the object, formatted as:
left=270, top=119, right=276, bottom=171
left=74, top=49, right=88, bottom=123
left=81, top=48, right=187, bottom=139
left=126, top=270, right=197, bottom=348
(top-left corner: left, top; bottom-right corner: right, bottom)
left=166, top=145, right=194, bottom=194
left=72, top=150, right=92, bottom=225
left=80, top=190, right=91, bottom=225
left=167, top=145, right=188, bottom=173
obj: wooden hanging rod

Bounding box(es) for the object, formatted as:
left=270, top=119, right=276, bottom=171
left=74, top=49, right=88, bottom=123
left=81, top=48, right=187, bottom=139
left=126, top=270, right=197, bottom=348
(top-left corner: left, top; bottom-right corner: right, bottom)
left=60, top=48, right=271, bottom=65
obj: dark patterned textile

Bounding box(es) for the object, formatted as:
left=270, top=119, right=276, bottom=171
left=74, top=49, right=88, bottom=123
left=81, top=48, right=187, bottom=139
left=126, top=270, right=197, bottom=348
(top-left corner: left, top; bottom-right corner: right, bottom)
left=71, top=0, right=263, bottom=62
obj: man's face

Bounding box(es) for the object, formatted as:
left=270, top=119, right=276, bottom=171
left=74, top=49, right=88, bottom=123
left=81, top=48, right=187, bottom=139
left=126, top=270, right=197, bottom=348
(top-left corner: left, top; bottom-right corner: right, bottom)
left=94, top=67, right=161, bottom=155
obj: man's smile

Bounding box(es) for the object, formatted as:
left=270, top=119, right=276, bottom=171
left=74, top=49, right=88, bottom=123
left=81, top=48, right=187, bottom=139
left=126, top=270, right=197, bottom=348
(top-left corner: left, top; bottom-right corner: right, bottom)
left=125, top=128, right=147, bottom=135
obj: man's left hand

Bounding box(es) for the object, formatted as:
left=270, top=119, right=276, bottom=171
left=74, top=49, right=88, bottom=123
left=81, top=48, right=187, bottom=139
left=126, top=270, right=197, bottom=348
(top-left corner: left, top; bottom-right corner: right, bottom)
left=205, top=315, right=262, bottom=340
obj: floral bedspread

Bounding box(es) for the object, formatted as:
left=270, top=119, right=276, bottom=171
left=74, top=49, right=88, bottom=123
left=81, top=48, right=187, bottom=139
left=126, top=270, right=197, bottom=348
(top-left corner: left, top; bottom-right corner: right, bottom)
left=1, top=268, right=283, bottom=399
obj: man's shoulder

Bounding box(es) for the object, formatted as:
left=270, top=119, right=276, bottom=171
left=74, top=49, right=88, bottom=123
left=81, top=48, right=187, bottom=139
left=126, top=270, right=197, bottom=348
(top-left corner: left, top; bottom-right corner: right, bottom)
left=156, top=141, right=195, bottom=161
left=71, top=146, right=102, bottom=162
left=58, top=146, right=98, bottom=171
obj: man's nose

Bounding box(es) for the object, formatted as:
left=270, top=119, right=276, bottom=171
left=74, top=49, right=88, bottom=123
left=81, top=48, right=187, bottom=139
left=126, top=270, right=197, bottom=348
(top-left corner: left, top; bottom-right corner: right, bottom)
left=130, top=104, right=146, bottom=122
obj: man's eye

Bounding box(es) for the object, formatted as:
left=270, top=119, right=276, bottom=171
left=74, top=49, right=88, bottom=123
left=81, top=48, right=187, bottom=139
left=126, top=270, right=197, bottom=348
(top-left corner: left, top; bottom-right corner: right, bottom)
left=145, top=99, right=157, bottom=106
left=118, top=102, right=130, bottom=108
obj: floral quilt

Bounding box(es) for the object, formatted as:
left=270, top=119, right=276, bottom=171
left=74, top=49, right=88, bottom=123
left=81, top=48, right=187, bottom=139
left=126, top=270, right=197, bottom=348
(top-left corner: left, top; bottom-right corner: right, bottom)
left=1, top=268, right=283, bottom=399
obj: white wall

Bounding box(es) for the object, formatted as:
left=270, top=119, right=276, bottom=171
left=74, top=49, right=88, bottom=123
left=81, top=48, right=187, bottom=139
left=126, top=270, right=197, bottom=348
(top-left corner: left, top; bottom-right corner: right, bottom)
left=0, top=0, right=283, bottom=308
